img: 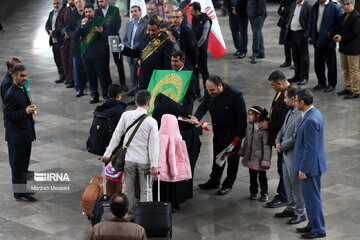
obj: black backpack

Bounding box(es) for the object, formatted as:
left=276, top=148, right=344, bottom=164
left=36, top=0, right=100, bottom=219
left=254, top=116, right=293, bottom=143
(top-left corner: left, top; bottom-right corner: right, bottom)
left=86, top=115, right=116, bottom=156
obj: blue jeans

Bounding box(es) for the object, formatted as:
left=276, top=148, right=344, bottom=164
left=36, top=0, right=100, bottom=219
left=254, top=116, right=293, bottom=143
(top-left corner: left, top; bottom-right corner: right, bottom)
left=249, top=16, right=265, bottom=57
left=73, top=56, right=85, bottom=93
left=229, top=13, right=248, bottom=54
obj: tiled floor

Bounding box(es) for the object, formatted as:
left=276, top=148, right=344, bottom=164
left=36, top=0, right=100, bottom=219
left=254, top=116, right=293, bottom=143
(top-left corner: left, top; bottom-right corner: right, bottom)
left=0, top=1, right=359, bottom=239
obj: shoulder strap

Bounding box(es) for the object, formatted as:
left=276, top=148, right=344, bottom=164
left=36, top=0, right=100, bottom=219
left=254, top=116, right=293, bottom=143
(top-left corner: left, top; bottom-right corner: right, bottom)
left=124, top=114, right=148, bottom=148
left=124, top=114, right=145, bottom=135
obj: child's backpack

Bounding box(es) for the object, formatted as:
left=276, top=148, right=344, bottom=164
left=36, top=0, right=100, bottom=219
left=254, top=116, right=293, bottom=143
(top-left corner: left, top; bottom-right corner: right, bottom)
left=86, top=115, right=116, bottom=156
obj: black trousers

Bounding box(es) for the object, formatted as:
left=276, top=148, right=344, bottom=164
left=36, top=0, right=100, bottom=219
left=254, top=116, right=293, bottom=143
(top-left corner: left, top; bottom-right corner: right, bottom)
left=52, top=43, right=65, bottom=80
left=249, top=168, right=268, bottom=195
left=8, top=142, right=31, bottom=198
left=83, top=57, right=107, bottom=99
left=112, top=52, right=126, bottom=86
left=284, top=42, right=292, bottom=64
left=194, top=48, right=210, bottom=92
left=276, top=152, right=287, bottom=202
left=209, top=141, right=241, bottom=188
left=103, top=45, right=127, bottom=86
left=314, top=47, right=337, bottom=87
left=291, top=30, right=309, bottom=81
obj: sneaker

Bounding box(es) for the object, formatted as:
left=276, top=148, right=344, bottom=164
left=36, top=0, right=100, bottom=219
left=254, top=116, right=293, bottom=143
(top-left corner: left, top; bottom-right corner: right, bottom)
left=258, top=194, right=268, bottom=202
left=249, top=194, right=258, bottom=200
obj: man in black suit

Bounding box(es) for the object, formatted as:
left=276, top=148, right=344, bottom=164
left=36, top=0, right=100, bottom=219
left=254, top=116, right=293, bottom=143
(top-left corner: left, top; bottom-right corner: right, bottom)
left=1, top=58, right=22, bottom=107
left=45, top=0, right=66, bottom=84
left=96, top=0, right=128, bottom=92
left=191, top=75, right=247, bottom=196
left=259, top=70, right=290, bottom=208
left=172, top=9, right=199, bottom=71
left=120, top=19, right=174, bottom=90
left=4, top=65, right=36, bottom=202
left=171, top=50, right=197, bottom=115
left=75, top=4, right=110, bottom=104
left=286, top=0, right=312, bottom=85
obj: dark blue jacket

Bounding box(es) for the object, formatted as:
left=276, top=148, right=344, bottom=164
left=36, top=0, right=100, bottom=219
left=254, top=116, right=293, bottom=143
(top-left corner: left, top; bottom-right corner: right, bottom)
left=306, top=1, right=342, bottom=48
left=93, top=99, right=127, bottom=124
left=1, top=73, right=12, bottom=104
left=195, top=83, right=247, bottom=147
left=67, top=10, right=84, bottom=58
left=74, top=16, right=110, bottom=59
left=4, top=84, right=36, bottom=144
left=247, top=0, right=267, bottom=19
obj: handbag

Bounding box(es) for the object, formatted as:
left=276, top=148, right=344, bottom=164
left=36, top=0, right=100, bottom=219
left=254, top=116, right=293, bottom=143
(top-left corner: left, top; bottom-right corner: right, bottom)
left=112, top=114, right=148, bottom=172
left=103, top=161, right=123, bottom=183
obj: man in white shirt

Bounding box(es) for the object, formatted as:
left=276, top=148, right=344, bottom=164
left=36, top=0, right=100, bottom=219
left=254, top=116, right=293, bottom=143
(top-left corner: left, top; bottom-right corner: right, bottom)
left=101, top=90, right=159, bottom=220
left=286, top=0, right=312, bottom=86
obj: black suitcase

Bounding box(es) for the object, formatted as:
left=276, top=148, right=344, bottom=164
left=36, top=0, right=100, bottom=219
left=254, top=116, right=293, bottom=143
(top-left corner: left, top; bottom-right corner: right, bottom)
left=134, top=172, right=172, bottom=239
left=91, top=162, right=112, bottom=226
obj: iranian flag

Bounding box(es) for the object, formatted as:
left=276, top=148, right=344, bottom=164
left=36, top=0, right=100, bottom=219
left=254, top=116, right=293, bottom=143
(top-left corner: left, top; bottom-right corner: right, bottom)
left=184, top=0, right=226, bottom=59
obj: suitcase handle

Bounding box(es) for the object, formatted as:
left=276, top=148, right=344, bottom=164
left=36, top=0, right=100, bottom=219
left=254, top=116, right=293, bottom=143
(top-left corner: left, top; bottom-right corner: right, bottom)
left=102, top=162, right=107, bottom=195
left=146, top=171, right=161, bottom=202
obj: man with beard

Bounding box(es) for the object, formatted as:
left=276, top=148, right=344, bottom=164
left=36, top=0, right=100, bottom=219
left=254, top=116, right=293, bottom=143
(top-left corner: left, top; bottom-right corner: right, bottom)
left=96, top=0, right=128, bottom=92
left=120, top=19, right=173, bottom=90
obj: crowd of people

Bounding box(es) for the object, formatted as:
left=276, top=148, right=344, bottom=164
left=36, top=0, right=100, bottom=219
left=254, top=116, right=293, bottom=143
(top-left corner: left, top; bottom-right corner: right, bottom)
left=1, top=0, right=359, bottom=239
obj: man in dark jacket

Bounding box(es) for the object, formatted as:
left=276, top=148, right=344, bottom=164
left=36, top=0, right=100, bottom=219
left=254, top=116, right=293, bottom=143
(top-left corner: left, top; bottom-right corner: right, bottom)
left=333, top=0, right=360, bottom=99
left=191, top=75, right=247, bottom=195
left=224, top=0, right=248, bottom=59
left=172, top=9, right=199, bottom=71
left=306, top=0, right=342, bottom=92
left=96, top=0, right=128, bottom=92
left=75, top=4, right=110, bottom=104
left=1, top=58, right=22, bottom=107
left=247, top=0, right=266, bottom=63
left=4, top=65, right=36, bottom=202
left=67, top=0, right=87, bottom=97
left=285, top=0, right=312, bottom=85
left=259, top=70, right=290, bottom=208
left=120, top=19, right=174, bottom=90
left=190, top=2, right=212, bottom=98
left=45, top=0, right=66, bottom=83
left=278, top=0, right=295, bottom=68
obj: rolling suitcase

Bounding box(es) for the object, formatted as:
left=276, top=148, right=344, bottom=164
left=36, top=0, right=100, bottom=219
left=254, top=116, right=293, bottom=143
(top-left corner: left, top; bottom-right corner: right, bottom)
left=134, top=172, right=172, bottom=239
left=91, top=162, right=112, bottom=226
left=80, top=162, right=122, bottom=218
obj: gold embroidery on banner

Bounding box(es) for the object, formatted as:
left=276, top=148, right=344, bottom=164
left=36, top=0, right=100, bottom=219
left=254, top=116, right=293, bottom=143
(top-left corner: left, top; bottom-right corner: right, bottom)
left=85, top=28, right=97, bottom=43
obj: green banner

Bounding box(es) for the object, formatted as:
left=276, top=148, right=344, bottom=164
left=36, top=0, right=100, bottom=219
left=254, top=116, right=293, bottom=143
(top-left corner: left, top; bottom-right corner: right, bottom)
left=81, top=16, right=106, bottom=57
left=147, top=70, right=192, bottom=115
left=105, top=5, right=117, bottom=26
left=140, top=32, right=169, bottom=62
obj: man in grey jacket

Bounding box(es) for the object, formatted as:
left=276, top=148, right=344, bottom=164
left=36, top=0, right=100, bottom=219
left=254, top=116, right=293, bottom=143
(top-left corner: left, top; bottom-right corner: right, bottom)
left=274, top=85, right=306, bottom=225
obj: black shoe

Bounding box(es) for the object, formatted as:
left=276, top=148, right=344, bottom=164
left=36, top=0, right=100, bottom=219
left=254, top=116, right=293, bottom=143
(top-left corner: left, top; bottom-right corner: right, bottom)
left=337, top=89, right=351, bottom=95
left=249, top=194, right=258, bottom=200
left=275, top=209, right=295, bottom=218
left=288, top=77, right=298, bottom=83
left=266, top=198, right=287, bottom=208
left=344, top=93, right=360, bottom=99
left=121, top=84, right=129, bottom=92
left=290, top=64, right=295, bottom=70
left=287, top=215, right=306, bottom=224
left=218, top=187, right=232, bottom=195
left=15, top=194, right=37, bottom=202
left=55, top=79, right=65, bottom=83
left=66, top=82, right=74, bottom=88
left=76, top=91, right=84, bottom=97
left=89, top=98, right=99, bottom=104
left=238, top=53, right=246, bottom=59
left=127, top=91, right=135, bottom=97
left=251, top=56, right=257, bottom=64
left=301, top=233, right=326, bottom=239
left=198, top=181, right=220, bottom=190
left=313, top=84, right=326, bottom=91
left=258, top=193, right=268, bottom=202
left=280, top=62, right=291, bottom=68
left=234, top=50, right=240, bottom=56
left=296, top=227, right=312, bottom=233
left=324, top=85, right=335, bottom=92
left=64, top=80, right=72, bottom=85
left=297, top=79, right=309, bottom=86
left=258, top=54, right=265, bottom=59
